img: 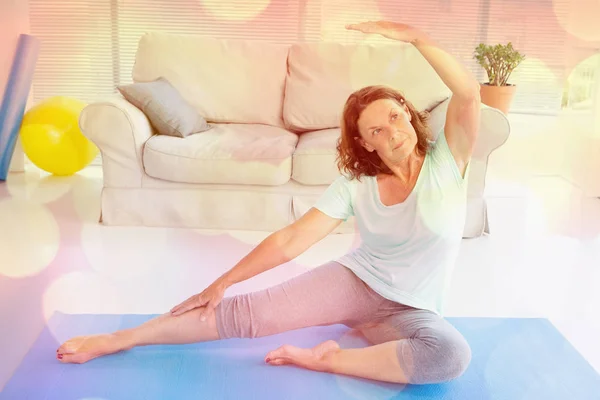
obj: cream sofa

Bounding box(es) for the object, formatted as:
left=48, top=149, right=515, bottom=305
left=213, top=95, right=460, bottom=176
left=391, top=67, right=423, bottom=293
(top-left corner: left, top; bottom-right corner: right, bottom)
left=79, top=32, right=510, bottom=238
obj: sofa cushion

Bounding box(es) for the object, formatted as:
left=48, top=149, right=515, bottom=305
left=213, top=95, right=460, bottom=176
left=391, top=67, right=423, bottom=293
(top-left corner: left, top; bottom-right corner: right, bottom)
left=117, top=77, right=212, bottom=138
left=132, top=32, right=289, bottom=127
left=143, top=124, right=298, bottom=186
left=292, top=129, right=342, bottom=185
left=283, top=42, right=451, bottom=132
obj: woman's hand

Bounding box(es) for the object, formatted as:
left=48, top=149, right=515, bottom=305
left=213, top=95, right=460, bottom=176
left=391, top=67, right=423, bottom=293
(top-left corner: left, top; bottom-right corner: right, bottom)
left=170, top=278, right=228, bottom=321
left=345, top=20, right=422, bottom=44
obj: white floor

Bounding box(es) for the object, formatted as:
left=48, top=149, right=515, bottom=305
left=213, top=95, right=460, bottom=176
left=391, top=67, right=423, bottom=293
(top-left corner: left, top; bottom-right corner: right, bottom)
left=1, top=111, right=599, bottom=391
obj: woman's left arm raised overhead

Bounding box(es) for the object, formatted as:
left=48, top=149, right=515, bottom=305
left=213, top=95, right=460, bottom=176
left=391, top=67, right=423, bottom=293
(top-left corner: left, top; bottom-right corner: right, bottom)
left=346, top=21, right=481, bottom=169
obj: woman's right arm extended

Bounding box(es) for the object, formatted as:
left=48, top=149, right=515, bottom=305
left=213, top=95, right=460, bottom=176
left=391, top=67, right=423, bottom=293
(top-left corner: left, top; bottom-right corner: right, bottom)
left=170, top=208, right=344, bottom=317
left=220, top=207, right=344, bottom=287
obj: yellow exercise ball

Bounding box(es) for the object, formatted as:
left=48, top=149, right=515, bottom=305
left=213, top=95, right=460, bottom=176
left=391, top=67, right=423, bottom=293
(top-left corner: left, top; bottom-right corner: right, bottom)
left=20, top=96, right=98, bottom=176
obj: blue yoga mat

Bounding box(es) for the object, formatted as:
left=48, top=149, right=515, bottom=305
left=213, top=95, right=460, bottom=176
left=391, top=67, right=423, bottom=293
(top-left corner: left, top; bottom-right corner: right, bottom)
left=2, top=312, right=599, bottom=399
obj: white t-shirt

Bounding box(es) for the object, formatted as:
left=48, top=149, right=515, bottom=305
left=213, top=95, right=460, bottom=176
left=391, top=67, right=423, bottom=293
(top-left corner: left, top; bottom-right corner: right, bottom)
left=314, top=129, right=470, bottom=315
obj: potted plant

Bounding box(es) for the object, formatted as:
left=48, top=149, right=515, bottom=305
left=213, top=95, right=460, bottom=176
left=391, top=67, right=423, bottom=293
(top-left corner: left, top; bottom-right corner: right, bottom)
left=473, top=42, right=525, bottom=114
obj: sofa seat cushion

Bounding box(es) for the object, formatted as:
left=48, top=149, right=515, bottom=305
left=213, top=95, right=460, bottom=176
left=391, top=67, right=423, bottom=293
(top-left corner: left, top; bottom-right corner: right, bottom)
left=143, top=123, right=298, bottom=186
left=292, top=129, right=342, bottom=185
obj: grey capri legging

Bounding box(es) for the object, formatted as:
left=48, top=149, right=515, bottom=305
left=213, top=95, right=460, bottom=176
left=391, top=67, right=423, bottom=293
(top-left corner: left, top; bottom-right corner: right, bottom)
left=215, top=261, right=472, bottom=384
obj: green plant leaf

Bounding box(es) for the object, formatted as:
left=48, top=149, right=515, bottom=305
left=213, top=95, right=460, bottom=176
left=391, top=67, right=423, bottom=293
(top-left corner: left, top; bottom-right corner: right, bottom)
left=473, top=42, right=525, bottom=86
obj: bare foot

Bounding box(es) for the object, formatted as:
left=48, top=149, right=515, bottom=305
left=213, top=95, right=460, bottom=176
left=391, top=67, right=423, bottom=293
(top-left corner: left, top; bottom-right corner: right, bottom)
left=264, top=340, right=341, bottom=373
left=56, top=332, right=133, bottom=364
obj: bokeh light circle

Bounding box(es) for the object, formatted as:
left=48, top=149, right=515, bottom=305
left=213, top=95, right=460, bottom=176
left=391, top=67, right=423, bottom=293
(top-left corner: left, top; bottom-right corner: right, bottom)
left=81, top=224, right=170, bottom=281
left=294, top=233, right=356, bottom=268
left=0, top=199, right=60, bottom=278
left=319, top=0, right=385, bottom=44
left=43, top=271, right=123, bottom=343
left=553, top=0, right=600, bottom=41
left=562, top=53, right=600, bottom=111
left=7, top=171, right=71, bottom=204
left=510, top=57, right=560, bottom=87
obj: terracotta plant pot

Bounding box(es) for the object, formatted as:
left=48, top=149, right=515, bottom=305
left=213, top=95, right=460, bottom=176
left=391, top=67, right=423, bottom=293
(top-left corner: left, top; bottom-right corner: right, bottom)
left=479, top=83, right=517, bottom=114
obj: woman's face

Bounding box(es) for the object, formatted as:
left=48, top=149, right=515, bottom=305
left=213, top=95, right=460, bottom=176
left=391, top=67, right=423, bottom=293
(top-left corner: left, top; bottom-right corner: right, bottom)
left=356, top=98, right=418, bottom=163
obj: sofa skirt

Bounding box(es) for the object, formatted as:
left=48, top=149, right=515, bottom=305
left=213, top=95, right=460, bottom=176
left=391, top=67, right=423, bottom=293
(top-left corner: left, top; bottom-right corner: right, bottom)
left=99, top=182, right=489, bottom=238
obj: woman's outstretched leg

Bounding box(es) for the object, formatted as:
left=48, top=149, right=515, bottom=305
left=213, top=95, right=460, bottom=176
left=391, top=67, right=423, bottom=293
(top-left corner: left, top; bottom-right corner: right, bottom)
left=57, top=307, right=220, bottom=364
left=57, top=261, right=382, bottom=364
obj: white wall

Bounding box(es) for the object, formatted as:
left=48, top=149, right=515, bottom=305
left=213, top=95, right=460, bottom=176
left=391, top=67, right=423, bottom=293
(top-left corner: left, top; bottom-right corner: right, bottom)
left=1, top=0, right=31, bottom=173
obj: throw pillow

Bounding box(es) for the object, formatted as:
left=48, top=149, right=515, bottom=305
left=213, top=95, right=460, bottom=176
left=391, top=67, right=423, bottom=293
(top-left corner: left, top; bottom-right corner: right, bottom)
left=117, top=77, right=212, bottom=138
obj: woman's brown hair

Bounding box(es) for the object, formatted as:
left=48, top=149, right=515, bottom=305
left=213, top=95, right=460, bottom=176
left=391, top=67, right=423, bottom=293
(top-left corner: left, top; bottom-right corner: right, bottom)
left=335, top=85, right=432, bottom=181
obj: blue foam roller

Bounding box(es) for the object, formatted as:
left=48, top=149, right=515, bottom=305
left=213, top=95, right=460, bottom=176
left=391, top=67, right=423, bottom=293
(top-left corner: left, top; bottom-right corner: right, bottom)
left=1, top=313, right=599, bottom=399
left=0, top=34, right=40, bottom=181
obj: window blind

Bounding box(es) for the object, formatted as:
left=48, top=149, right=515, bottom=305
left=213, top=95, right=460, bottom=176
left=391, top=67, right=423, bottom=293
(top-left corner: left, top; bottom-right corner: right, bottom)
left=306, top=0, right=488, bottom=90
left=485, top=0, right=570, bottom=114
left=28, top=0, right=115, bottom=104
left=29, top=0, right=306, bottom=100
left=307, top=0, right=573, bottom=115
left=115, top=0, right=305, bottom=86
left=27, top=0, right=584, bottom=127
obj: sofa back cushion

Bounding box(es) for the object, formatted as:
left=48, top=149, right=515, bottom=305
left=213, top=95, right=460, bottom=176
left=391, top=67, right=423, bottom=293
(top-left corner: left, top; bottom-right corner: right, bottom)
left=132, top=32, right=290, bottom=127
left=283, top=42, right=451, bottom=132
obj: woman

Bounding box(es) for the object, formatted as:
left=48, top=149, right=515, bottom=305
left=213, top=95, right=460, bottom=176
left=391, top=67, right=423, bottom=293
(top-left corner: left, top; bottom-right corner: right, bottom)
left=56, top=20, right=481, bottom=385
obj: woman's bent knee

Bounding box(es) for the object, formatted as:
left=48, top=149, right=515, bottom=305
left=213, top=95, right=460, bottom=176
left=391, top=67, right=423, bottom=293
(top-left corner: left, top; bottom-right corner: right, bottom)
left=435, top=333, right=472, bottom=382
left=396, top=331, right=471, bottom=384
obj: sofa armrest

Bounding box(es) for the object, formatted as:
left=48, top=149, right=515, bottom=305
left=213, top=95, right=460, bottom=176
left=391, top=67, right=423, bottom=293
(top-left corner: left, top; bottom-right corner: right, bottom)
left=428, top=98, right=510, bottom=157
left=427, top=98, right=510, bottom=197
left=475, top=103, right=511, bottom=157
left=79, top=94, right=155, bottom=188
